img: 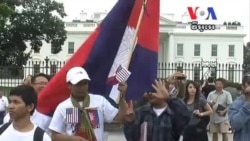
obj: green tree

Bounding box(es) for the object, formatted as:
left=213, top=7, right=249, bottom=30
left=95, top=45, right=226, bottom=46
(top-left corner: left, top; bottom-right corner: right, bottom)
left=0, top=2, right=13, bottom=28
left=243, top=42, right=250, bottom=73
left=0, top=0, right=67, bottom=66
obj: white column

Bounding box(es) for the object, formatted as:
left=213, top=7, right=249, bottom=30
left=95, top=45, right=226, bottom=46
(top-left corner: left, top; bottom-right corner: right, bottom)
left=163, top=41, right=167, bottom=62
left=168, top=33, right=174, bottom=62
left=159, top=41, right=164, bottom=62
left=159, top=34, right=168, bottom=63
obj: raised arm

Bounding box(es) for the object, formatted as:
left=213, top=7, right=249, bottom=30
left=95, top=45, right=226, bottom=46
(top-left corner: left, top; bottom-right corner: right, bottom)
left=228, top=96, right=250, bottom=131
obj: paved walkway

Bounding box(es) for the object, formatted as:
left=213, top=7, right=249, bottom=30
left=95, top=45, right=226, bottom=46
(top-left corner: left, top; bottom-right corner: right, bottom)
left=106, top=130, right=234, bottom=141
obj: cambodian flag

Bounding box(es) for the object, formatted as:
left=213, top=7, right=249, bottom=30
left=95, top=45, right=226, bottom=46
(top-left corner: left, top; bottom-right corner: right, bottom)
left=37, top=0, right=159, bottom=120
left=86, top=108, right=100, bottom=129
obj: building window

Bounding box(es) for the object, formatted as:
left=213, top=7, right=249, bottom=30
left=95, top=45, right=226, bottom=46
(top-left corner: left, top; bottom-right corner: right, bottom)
left=211, top=44, right=217, bottom=56
left=194, top=44, right=200, bottom=56
left=50, top=64, right=57, bottom=75
left=228, top=66, right=234, bottom=82
left=229, top=45, right=235, bottom=57
left=33, top=64, right=40, bottom=75
left=68, top=42, right=75, bottom=54
left=177, top=44, right=183, bottom=56
left=193, top=66, right=200, bottom=81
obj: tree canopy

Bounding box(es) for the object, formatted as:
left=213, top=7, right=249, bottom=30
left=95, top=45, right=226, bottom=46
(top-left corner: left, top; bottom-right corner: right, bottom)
left=243, top=42, right=250, bottom=73
left=0, top=0, right=67, bottom=66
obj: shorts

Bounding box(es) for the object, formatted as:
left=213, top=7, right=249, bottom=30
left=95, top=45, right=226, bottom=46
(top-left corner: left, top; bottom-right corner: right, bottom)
left=209, top=122, right=230, bottom=133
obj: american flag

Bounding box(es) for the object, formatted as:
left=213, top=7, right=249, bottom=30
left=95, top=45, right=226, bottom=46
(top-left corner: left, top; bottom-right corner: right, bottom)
left=66, top=107, right=82, bottom=124
left=115, top=65, right=131, bottom=83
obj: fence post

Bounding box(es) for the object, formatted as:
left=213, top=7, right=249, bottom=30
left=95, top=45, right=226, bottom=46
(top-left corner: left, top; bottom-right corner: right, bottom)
left=45, top=56, right=49, bottom=75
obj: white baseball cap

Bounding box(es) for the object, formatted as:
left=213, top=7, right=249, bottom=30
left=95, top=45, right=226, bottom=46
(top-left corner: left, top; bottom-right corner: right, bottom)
left=66, top=67, right=90, bottom=85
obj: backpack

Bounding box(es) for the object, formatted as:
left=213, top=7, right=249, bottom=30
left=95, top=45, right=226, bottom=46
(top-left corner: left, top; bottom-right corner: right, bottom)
left=0, top=122, right=44, bottom=141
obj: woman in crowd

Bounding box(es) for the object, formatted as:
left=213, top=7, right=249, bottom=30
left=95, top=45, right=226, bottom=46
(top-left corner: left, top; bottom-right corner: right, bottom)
left=182, top=80, right=213, bottom=141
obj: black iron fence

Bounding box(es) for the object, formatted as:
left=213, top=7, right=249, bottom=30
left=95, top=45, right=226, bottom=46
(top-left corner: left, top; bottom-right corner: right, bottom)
left=0, top=60, right=245, bottom=95
left=157, top=62, right=244, bottom=83
left=0, top=60, right=66, bottom=94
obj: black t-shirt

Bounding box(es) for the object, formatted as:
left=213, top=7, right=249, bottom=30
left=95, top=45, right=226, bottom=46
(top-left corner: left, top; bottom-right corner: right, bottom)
left=202, top=85, right=216, bottom=99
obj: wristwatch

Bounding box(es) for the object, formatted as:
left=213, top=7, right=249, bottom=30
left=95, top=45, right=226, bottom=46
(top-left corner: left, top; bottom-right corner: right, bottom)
left=200, top=113, right=204, bottom=116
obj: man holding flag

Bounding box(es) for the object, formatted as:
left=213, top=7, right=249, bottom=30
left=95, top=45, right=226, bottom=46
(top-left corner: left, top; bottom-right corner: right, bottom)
left=49, top=67, right=128, bottom=141
left=37, top=0, right=160, bottom=140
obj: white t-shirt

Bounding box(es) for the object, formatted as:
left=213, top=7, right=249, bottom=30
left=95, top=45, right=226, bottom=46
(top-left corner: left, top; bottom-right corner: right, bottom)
left=2, top=110, right=52, bottom=134
left=0, top=96, right=8, bottom=112
left=0, top=123, right=51, bottom=141
left=153, top=106, right=167, bottom=117
left=49, top=94, right=118, bottom=141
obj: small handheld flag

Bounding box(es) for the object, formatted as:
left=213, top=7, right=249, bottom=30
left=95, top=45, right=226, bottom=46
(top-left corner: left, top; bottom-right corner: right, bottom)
left=115, top=65, right=131, bottom=83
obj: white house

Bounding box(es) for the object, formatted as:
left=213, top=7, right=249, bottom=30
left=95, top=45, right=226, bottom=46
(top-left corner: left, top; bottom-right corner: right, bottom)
left=158, top=13, right=246, bottom=82
left=25, top=11, right=246, bottom=82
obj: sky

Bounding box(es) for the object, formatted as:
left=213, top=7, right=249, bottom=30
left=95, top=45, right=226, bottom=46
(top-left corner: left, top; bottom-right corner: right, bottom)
left=56, top=0, right=250, bottom=43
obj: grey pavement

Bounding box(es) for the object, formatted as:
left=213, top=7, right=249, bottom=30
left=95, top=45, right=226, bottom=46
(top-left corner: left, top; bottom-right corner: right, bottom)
left=106, top=129, right=234, bottom=141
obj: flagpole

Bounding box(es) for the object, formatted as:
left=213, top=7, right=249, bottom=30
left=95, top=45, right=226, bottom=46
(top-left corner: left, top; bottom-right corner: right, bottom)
left=128, top=0, right=148, bottom=66
left=116, top=0, right=148, bottom=104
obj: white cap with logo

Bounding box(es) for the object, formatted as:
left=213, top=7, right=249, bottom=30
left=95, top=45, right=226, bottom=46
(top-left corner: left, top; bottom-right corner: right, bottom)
left=66, top=67, right=90, bottom=85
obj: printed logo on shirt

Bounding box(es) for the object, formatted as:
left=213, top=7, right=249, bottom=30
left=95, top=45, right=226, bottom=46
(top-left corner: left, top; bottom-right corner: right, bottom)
left=70, top=123, right=78, bottom=133
left=85, top=107, right=100, bottom=129
left=65, top=108, right=82, bottom=124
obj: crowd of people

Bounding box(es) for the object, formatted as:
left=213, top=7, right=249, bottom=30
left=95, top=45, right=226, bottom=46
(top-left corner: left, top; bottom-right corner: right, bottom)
left=0, top=66, right=250, bottom=141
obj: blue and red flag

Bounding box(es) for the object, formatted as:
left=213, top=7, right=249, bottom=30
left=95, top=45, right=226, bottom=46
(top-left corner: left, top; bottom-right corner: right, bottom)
left=37, top=0, right=159, bottom=117
left=86, top=108, right=100, bottom=128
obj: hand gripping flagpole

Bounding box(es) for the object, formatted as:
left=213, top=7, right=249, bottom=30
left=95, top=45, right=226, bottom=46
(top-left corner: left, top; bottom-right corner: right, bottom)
left=117, top=0, right=148, bottom=105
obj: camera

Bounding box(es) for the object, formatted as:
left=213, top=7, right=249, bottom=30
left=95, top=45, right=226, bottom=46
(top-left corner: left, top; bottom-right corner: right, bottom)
left=175, top=76, right=186, bottom=80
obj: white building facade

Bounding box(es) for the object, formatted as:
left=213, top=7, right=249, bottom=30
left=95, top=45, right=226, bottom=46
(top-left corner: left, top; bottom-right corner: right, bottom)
left=25, top=12, right=246, bottom=82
